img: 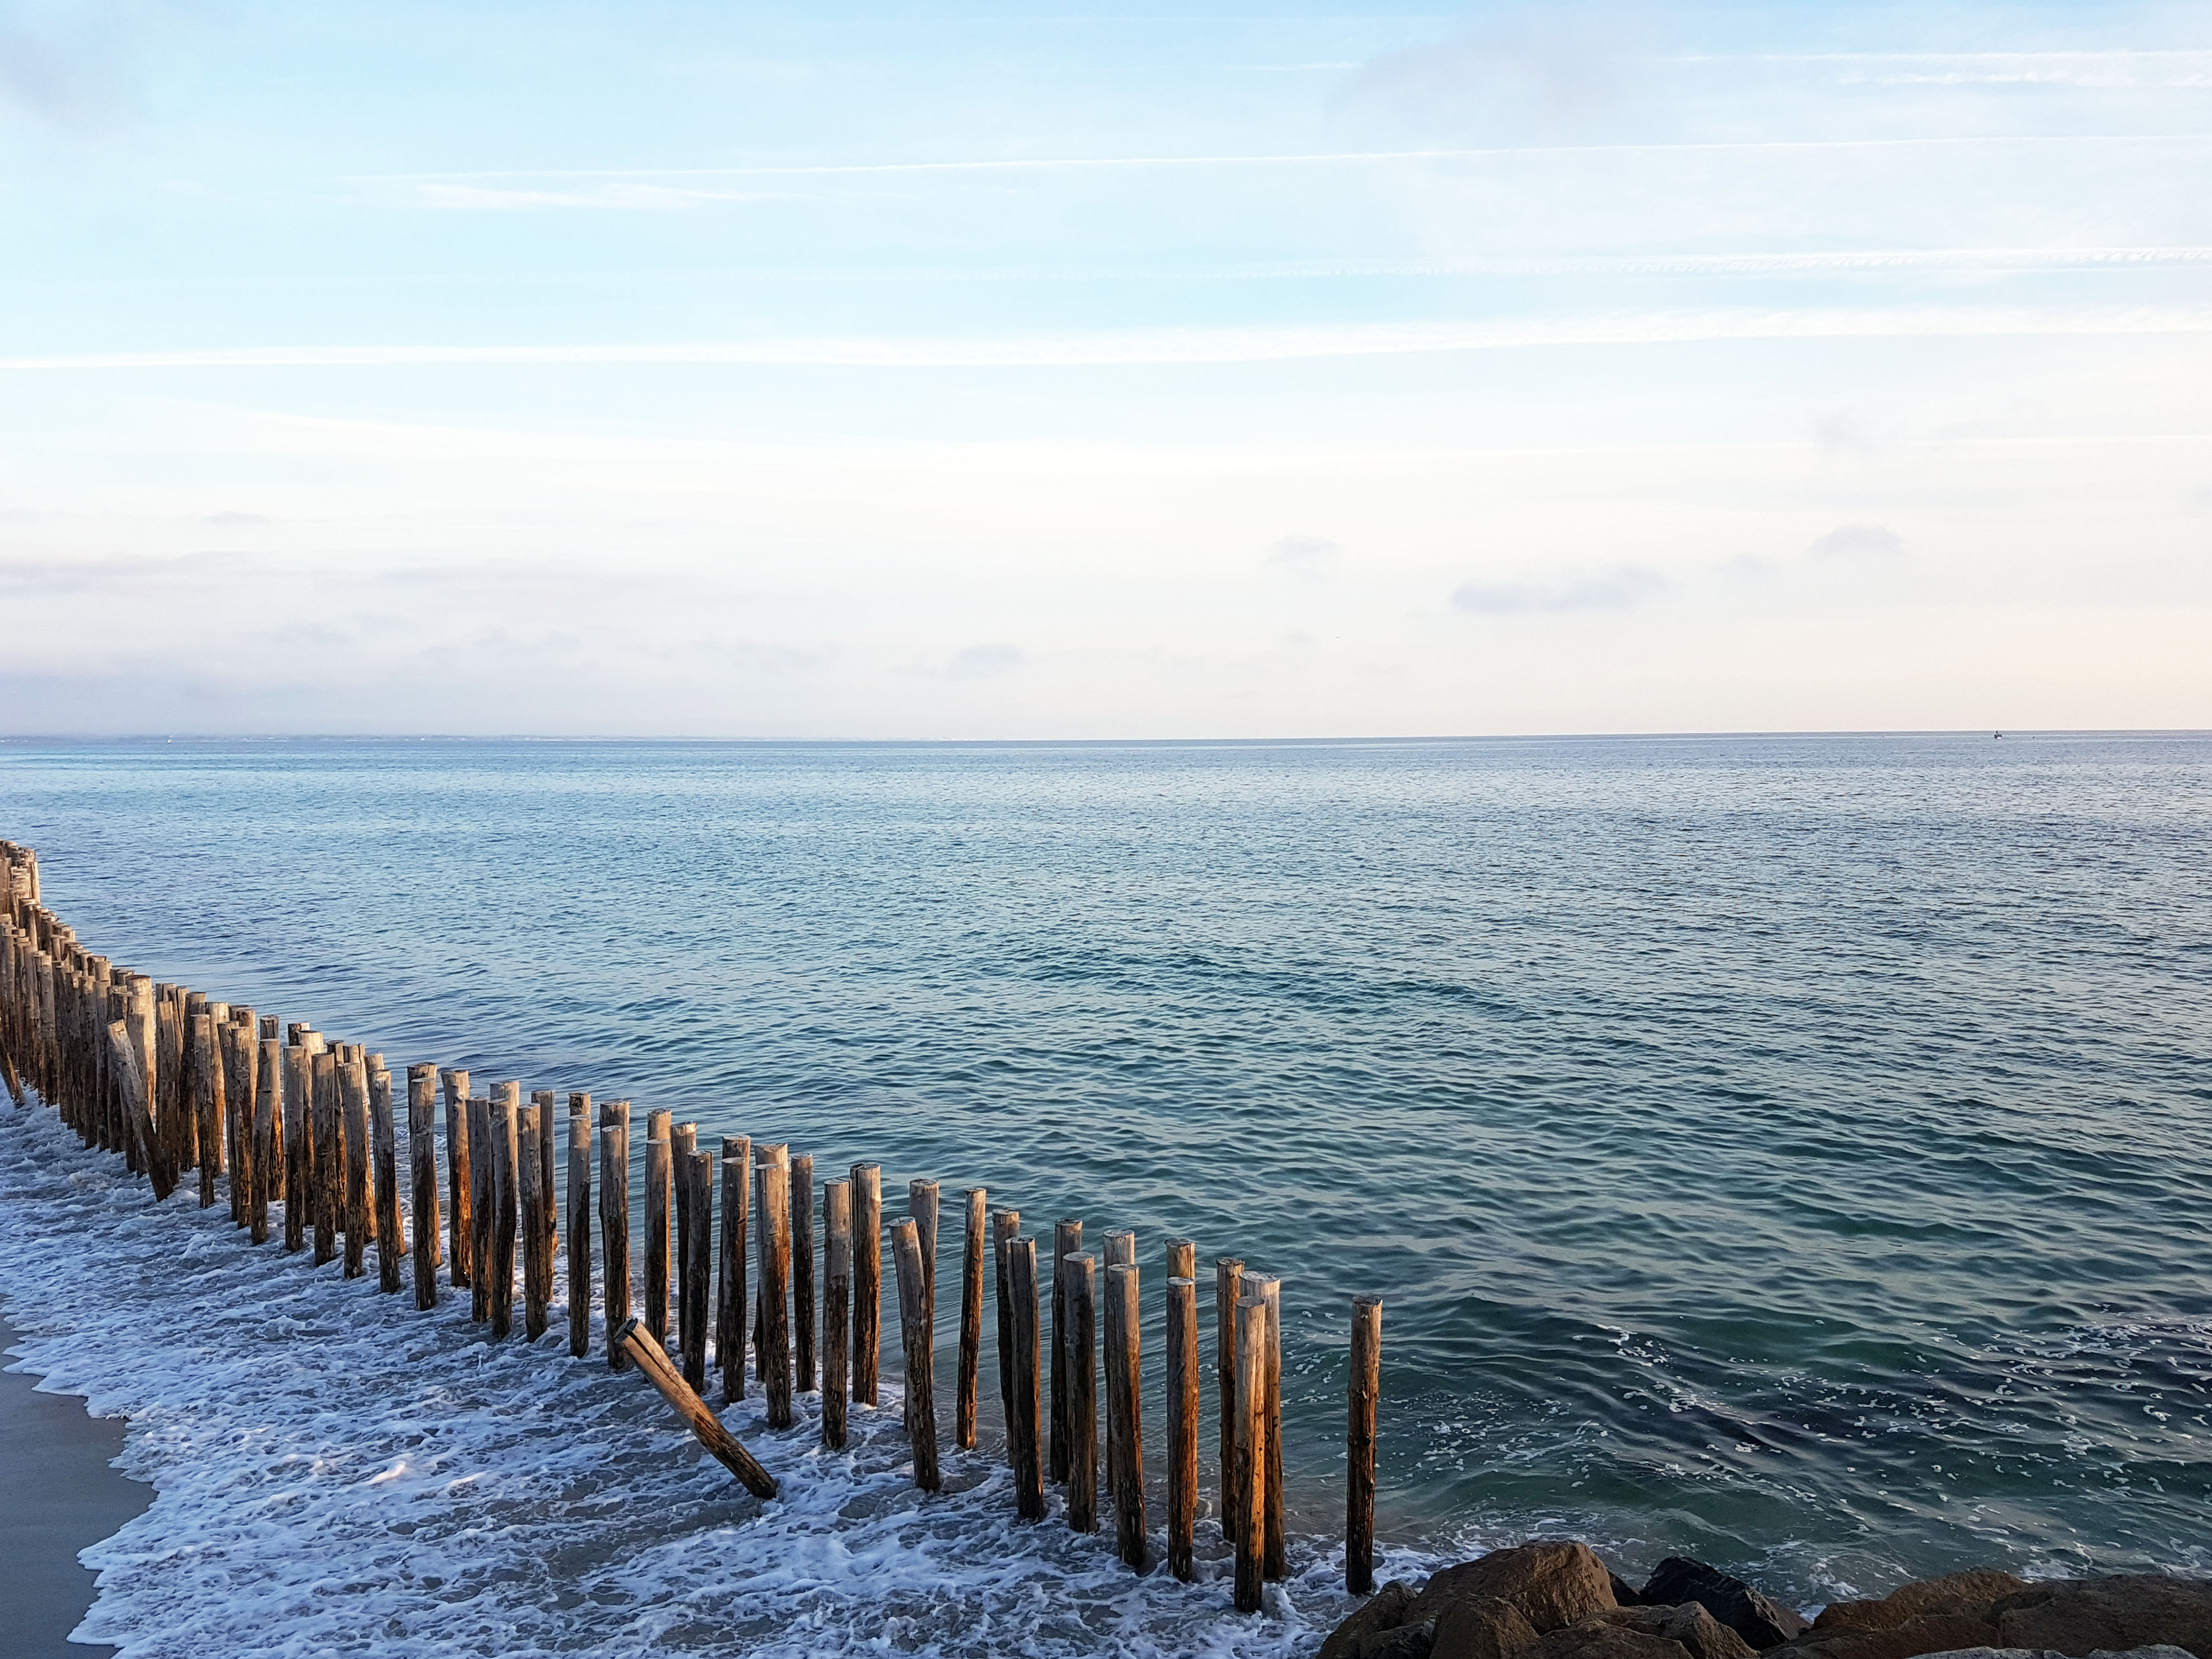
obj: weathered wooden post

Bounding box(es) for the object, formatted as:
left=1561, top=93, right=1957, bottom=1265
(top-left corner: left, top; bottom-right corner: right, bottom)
left=758, top=1142, right=793, bottom=1428
left=1166, top=1274, right=1199, bottom=1581
left=531, top=1087, right=557, bottom=1264
left=1106, top=1259, right=1145, bottom=1568
left=567, top=1094, right=592, bottom=1357
left=957, top=1187, right=985, bottom=1450
left=673, top=1121, right=697, bottom=1341
left=489, top=1089, right=520, bottom=1338
left=1348, top=1295, right=1382, bottom=1594
left=468, top=1093, right=494, bottom=1321
left=409, top=1064, right=440, bottom=1308
left=252, top=1037, right=281, bottom=1245
left=994, top=1208, right=1020, bottom=1436
left=682, top=1149, right=713, bottom=1391
left=371, top=1066, right=402, bottom=1293
left=790, top=1152, right=816, bottom=1394
left=313, top=1048, right=340, bottom=1265
left=891, top=1218, right=941, bottom=1492
left=717, top=1136, right=750, bottom=1403
left=1233, top=1295, right=1267, bottom=1613
left=441, top=1068, right=472, bottom=1289
left=519, top=1103, right=548, bottom=1339
left=644, top=1109, right=672, bottom=1349
left=190, top=1010, right=223, bottom=1209
left=1250, top=1273, right=1286, bottom=1579
left=1102, top=1229, right=1134, bottom=1492
left=599, top=1101, right=632, bottom=1371
left=1167, top=1236, right=1195, bottom=1283
left=613, top=1317, right=780, bottom=1500
left=1216, top=1256, right=1245, bottom=1540
left=1065, top=1251, right=1098, bottom=1534
left=1051, top=1218, right=1083, bottom=1483
left=822, top=1178, right=851, bottom=1449
left=850, top=1162, right=882, bottom=1408
left=902, top=1178, right=938, bottom=1435
left=1007, top=1236, right=1045, bottom=1521
left=282, top=1045, right=311, bottom=1251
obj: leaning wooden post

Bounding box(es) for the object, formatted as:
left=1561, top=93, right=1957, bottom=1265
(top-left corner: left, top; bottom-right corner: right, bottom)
left=891, top=1218, right=942, bottom=1491
left=1166, top=1274, right=1199, bottom=1582
left=599, top=1102, right=632, bottom=1371
left=1050, top=1217, right=1083, bottom=1483
left=1347, top=1295, right=1382, bottom=1595
left=566, top=1094, right=593, bottom=1357
left=956, top=1187, right=985, bottom=1450
left=1065, top=1251, right=1098, bottom=1534
left=409, top=1065, right=440, bottom=1308
left=790, top=1152, right=816, bottom=1393
left=758, top=1142, right=794, bottom=1427
left=644, top=1110, right=672, bottom=1349
left=519, top=1102, right=548, bottom=1339
left=468, top=1094, right=494, bottom=1321
left=371, top=1066, right=402, bottom=1293
left=718, top=1136, right=750, bottom=1402
left=902, top=1178, right=938, bottom=1435
left=994, top=1208, right=1020, bottom=1438
left=441, top=1068, right=472, bottom=1289
left=1251, top=1273, right=1286, bottom=1580
left=682, top=1149, right=713, bottom=1391
left=1007, top=1236, right=1045, bottom=1520
left=489, top=1089, right=519, bottom=1338
left=1233, top=1295, right=1267, bottom=1613
left=1106, top=1259, right=1145, bottom=1568
left=850, top=1162, right=882, bottom=1408
left=252, top=1037, right=280, bottom=1245
left=613, top=1317, right=779, bottom=1500
left=1216, top=1256, right=1245, bottom=1540
left=822, top=1178, right=851, bottom=1450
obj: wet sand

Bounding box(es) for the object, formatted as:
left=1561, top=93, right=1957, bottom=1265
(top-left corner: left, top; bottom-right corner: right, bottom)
left=0, top=1311, right=151, bottom=1659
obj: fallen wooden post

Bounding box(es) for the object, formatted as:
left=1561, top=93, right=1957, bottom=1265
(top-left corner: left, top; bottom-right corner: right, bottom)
left=891, top=1217, right=940, bottom=1492
left=1348, top=1294, right=1382, bottom=1595
left=613, top=1316, right=779, bottom=1500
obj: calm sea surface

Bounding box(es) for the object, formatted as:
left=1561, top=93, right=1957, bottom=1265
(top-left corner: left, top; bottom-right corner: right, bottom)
left=3, top=732, right=2208, bottom=1613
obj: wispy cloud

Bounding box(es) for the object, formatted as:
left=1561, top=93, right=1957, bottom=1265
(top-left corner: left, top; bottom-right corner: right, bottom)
left=1808, top=523, right=1906, bottom=560
left=946, top=642, right=1024, bottom=678
left=1265, top=535, right=1340, bottom=571
left=1452, top=566, right=1666, bottom=615
left=10, top=304, right=2212, bottom=374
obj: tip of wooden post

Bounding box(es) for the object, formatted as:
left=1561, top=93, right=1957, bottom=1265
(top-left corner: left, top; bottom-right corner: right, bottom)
left=613, top=1315, right=642, bottom=1348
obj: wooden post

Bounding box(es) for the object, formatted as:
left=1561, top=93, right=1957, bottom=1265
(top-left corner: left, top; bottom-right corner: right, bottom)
left=1007, top=1236, right=1045, bottom=1521
left=1166, top=1275, right=1199, bottom=1581
left=757, top=1142, right=793, bottom=1427
left=282, top=1046, right=310, bottom=1251
left=891, top=1218, right=941, bottom=1490
left=822, top=1178, right=850, bottom=1448
left=1065, top=1250, right=1098, bottom=1534
left=520, top=1103, right=548, bottom=1339
left=957, top=1187, right=985, bottom=1451
left=489, top=1090, right=519, bottom=1338
left=1251, top=1273, right=1286, bottom=1579
left=313, top=1049, right=339, bottom=1265
left=1102, top=1229, right=1134, bottom=1494
left=106, top=1020, right=170, bottom=1199
left=903, top=1178, right=938, bottom=1436
left=994, top=1208, right=1019, bottom=1443
left=644, top=1111, right=672, bottom=1349
left=850, top=1162, right=881, bottom=1408
left=1347, top=1295, right=1382, bottom=1595
left=1106, top=1260, right=1145, bottom=1568
left=252, top=1038, right=280, bottom=1245
left=682, top=1150, right=713, bottom=1391
left=790, top=1153, right=815, bottom=1394
left=372, top=1067, right=402, bottom=1293
left=190, top=1011, right=223, bottom=1209
left=567, top=1095, right=592, bottom=1356
left=442, top=1068, right=472, bottom=1289
left=409, top=1064, right=440, bottom=1308
left=1050, top=1218, right=1082, bottom=1483
left=339, top=1052, right=368, bottom=1277
left=718, top=1136, right=749, bottom=1402
left=673, top=1121, right=696, bottom=1351
left=1233, top=1295, right=1266, bottom=1613
left=1216, top=1256, right=1245, bottom=1540
left=532, top=1087, right=557, bottom=1263
left=599, top=1102, right=632, bottom=1371
left=223, top=1007, right=253, bottom=1225
left=1167, top=1237, right=1195, bottom=1283
left=468, top=1094, right=493, bottom=1321
left=613, top=1317, right=779, bottom=1500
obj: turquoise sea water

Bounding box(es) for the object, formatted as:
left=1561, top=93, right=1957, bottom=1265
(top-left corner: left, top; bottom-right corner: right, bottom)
left=2, top=731, right=2207, bottom=1616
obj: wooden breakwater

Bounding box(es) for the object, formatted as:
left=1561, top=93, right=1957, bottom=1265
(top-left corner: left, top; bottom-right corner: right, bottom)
left=0, top=837, right=1382, bottom=1609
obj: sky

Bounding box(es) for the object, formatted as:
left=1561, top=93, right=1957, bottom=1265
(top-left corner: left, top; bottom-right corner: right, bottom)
left=2, top=0, right=2209, bottom=738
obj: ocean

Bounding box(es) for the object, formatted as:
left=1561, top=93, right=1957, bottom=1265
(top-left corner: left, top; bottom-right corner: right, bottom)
left=1, top=732, right=2206, bottom=1657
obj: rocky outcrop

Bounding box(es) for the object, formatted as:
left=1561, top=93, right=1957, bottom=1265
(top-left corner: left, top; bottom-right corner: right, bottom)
left=1414, top=1544, right=1624, bottom=1636
left=1595, top=1602, right=1762, bottom=1659
left=1433, top=1597, right=1544, bottom=1659
left=1817, top=1576, right=2034, bottom=1634
left=1643, top=1558, right=1809, bottom=1650
left=1986, top=1578, right=2212, bottom=1659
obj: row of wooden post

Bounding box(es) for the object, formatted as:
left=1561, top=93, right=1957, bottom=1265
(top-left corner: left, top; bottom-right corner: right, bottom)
left=0, top=838, right=1384, bottom=1604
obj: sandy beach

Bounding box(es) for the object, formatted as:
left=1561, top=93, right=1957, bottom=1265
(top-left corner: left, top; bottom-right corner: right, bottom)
left=0, top=1310, right=150, bottom=1659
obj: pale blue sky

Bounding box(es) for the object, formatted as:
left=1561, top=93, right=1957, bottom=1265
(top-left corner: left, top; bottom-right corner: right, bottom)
left=3, top=2, right=2209, bottom=735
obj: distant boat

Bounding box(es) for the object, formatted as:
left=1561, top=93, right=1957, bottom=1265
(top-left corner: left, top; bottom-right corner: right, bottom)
left=1994, top=731, right=2004, bottom=739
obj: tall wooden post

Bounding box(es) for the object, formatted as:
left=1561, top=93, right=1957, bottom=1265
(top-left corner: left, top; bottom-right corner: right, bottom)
left=1051, top=1218, right=1083, bottom=1483
left=1102, top=1229, right=1134, bottom=1493
left=822, top=1178, right=851, bottom=1450
left=442, top=1068, right=472, bottom=1289
left=791, top=1152, right=816, bottom=1393
left=1215, top=1256, right=1245, bottom=1540
left=519, top=1103, right=548, bottom=1339
left=891, top=1218, right=940, bottom=1492
left=1007, top=1236, right=1044, bottom=1521
left=1251, top=1273, right=1286, bottom=1579
left=489, top=1091, right=519, bottom=1338
left=1166, top=1274, right=1199, bottom=1581
left=644, top=1111, right=672, bottom=1349
left=252, top=1037, right=280, bottom=1245
left=682, top=1150, right=713, bottom=1391
left=718, top=1137, right=750, bottom=1401
left=599, top=1101, right=632, bottom=1371
left=371, top=1066, right=402, bottom=1293
left=994, top=1208, right=1020, bottom=1440
left=956, top=1187, right=986, bottom=1450
left=1106, top=1259, right=1145, bottom=1568
left=850, top=1162, right=882, bottom=1408
left=1348, top=1295, right=1382, bottom=1595
left=758, top=1141, right=793, bottom=1428
left=282, top=1045, right=311, bottom=1251
left=1233, top=1296, right=1267, bottom=1613
left=468, top=1094, right=493, bottom=1321
left=409, top=1064, right=440, bottom=1308
left=1065, top=1251, right=1098, bottom=1534
left=567, top=1095, right=592, bottom=1357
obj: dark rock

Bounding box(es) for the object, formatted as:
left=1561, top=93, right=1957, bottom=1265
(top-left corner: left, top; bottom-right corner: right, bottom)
left=1987, top=1576, right=2212, bottom=1659
left=1539, top=1621, right=1698, bottom=1659
left=1906, top=1647, right=2195, bottom=1659
left=1417, top=1544, right=1622, bottom=1634
left=1773, top=1610, right=1998, bottom=1659
left=1644, top=1559, right=1809, bottom=1650
left=1818, top=1574, right=2033, bottom=1634
left=1365, top=1622, right=1440, bottom=1659
left=1433, top=1597, right=1543, bottom=1659
left=1613, top=1578, right=1647, bottom=1608
left=1321, top=1581, right=1422, bottom=1659
left=1602, top=1603, right=1760, bottom=1659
